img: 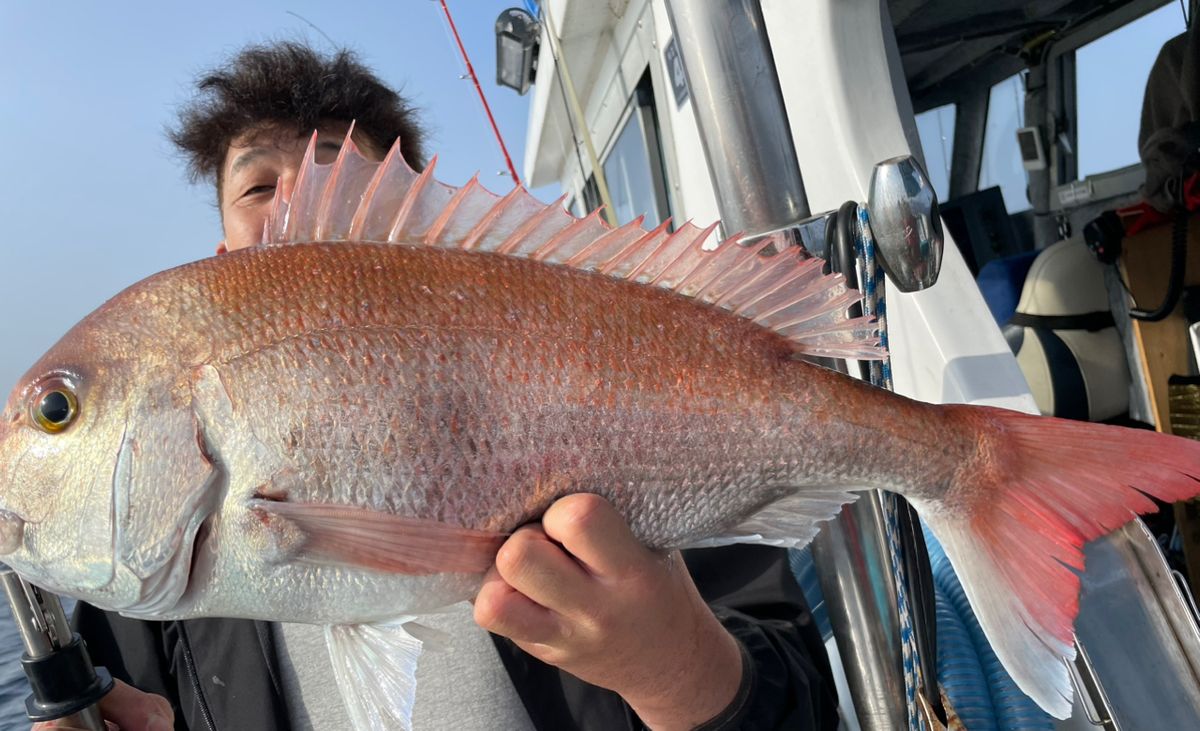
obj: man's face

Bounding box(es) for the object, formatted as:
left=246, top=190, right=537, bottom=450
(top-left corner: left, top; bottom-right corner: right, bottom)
left=218, top=123, right=383, bottom=253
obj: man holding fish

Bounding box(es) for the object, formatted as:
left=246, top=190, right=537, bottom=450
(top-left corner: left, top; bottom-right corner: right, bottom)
left=14, top=25, right=1200, bottom=731
left=31, top=41, right=837, bottom=730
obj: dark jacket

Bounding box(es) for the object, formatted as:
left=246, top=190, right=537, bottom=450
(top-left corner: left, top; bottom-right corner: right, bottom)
left=74, top=545, right=838, bottom=731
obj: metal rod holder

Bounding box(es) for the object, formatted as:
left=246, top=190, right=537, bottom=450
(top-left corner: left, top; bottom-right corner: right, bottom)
left=0, top=566, right=111, bottom=729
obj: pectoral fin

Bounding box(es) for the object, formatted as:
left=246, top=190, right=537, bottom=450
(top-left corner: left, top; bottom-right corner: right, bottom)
left=251, top=499, right=506, bottom=574
left=327, top=620, right=427, bottom=731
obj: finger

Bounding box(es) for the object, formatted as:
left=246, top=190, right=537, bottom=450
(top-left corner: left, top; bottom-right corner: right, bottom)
left=97, top=679, right=174, bottom=731
left=541, top=494, right=652, bottom=577
left=474, top=565, right=564, bottom=644
left=494, top=525, right=592, bottom=613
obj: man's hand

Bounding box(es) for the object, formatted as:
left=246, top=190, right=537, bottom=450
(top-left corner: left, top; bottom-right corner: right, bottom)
left=30, top=679, right=174, bottom=731
left=474, top=494, right=743, bottom=731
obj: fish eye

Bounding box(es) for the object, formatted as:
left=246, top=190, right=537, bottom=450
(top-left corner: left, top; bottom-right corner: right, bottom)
left=31, top=386, right=78, bottom=433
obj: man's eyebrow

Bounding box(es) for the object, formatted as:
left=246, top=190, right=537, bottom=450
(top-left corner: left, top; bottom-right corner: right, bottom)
left=230, top=140, right=344, bottom=178
left=228, top=148, right=273, bottom=178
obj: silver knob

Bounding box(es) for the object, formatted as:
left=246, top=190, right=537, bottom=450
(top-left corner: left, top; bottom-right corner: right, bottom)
left=866, top=155, right=944, bottom=292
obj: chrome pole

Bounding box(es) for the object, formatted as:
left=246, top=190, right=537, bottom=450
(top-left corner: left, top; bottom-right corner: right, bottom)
left=811, top=494, right=908, bottom=728
left=662, top=0, right=810, bottom=239
left=661, top=3, right=909, bottom=728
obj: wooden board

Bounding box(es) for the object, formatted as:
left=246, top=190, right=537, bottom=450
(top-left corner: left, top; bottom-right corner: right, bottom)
left=1121, top=214, right=1200, bottom=592
left=1120, top=215, right=1200, bottom=433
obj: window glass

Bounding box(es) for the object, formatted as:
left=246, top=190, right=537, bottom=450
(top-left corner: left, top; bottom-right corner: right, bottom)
left=915, top=103, right=955, bottom=202
left=1076, top=3, right=1185, bottom=178
left=602, top=110, right=668, bottom=226
left=579, top=175, right=601, bottom=216
left=978, top=73, right=1031, bottom=213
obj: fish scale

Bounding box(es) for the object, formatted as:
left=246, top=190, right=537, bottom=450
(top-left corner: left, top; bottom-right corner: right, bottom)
left=190, top=244, right=830, bottom=540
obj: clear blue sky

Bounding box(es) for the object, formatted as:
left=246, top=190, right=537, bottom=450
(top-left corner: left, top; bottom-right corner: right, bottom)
left=0, top=0, right=546, bottom=391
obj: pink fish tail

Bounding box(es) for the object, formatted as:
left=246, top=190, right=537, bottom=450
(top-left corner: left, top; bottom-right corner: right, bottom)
left=917, top=405, right=1200, bottom=719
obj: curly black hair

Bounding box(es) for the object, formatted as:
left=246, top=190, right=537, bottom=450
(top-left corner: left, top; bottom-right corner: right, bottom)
left=170, top=41, right=426, bottom=196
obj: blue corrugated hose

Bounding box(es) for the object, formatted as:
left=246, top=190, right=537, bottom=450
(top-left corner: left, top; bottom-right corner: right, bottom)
left=792, top=205, right=1054, bottom=729
left=921, top=526, right=1055, bottom=731
left=788, top=546, right=831, bottom=639
left=932, top=581, right=998, bottom=730
left=790, top=534, right=1055, bottom=731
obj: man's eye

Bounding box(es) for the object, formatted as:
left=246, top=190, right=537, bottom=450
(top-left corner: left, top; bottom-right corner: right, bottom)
left=242, top=184, right=276, bottom=198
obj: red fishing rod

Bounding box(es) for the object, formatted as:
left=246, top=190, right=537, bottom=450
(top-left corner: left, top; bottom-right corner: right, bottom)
left=437, top=0, right=522, bottom=185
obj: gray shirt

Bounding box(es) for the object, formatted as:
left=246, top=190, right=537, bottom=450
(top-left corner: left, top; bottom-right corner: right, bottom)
left=273, top=602, right=536, bottom=730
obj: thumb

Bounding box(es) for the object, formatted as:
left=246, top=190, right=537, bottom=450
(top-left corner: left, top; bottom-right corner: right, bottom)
left=98, top=679, right=174, bottom=731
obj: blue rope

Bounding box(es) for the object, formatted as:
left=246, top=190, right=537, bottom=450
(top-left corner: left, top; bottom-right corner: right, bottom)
left=854, top=206, right=920, bottom=731
left=856, top=206, right=892, bottom=389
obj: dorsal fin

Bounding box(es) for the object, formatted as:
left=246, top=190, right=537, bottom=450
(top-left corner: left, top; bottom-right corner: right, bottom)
left=264, top=129, right=884, bottom=360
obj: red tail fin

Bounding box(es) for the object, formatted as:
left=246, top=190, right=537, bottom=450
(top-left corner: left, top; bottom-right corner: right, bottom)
left=918, top=406, right=1200, bottom=718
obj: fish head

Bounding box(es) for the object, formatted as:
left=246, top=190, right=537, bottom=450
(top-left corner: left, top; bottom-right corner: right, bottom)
left=0, top=293, right=218, bottom=616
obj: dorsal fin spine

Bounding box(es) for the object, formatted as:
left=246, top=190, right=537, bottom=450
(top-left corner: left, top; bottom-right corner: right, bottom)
left=496, top=194, right=569, bottom=255
left=386, top=156, right=438, bottom=242
left=711, top=238, right=781, bottom=308
left=788, top=315, right=879, bottom=341
left=649, top=225, right=708, bottom=286
left=725, top=254, right=801, bottom=313
left=740, top=259, right=824, bottom=319
left=266, top=177, right=287, bottom=243
left=531, top=209, right=605, bottom=262
left=461, top=185, right=525, bottom=250
left=599, top=219, right=672, bottom=275
left=691, top=237, right=773, bottom=301
left=348, top=138, right=403, bottom=240
left=659, top=223, right=720, bottom=290
left=313, top=121, right=359, bottom=240
left=626, top=223, right=695, bottom=281
left=424, top=174, right=480, bottom=245
left=283, top=132, right=321, bottom=243
left=681, top=237, right=761, bottom=299
left=565, top=216, right=645, bottom=268
left=774, top=291, right=865, bottom=330
left=669, top=224, right=730, bottom=293
left=264, top=132, right=883, bottom=360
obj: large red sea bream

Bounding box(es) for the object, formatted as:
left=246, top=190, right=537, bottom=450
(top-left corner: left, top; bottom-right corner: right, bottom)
left=0, top=131, right=1197, bottom=729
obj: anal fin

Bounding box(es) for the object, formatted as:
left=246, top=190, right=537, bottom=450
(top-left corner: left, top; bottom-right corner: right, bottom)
left=685, top=489, right=859, bottom=549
